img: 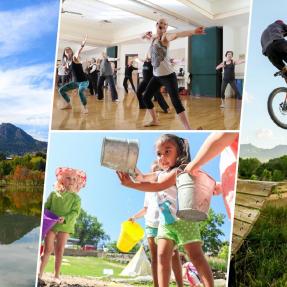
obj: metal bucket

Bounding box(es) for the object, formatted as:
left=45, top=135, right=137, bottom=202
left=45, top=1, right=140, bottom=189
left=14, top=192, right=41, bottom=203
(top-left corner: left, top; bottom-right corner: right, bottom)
left=100, top=137, right=139, bottom=175
left=176, top=167, right=215, bottom=221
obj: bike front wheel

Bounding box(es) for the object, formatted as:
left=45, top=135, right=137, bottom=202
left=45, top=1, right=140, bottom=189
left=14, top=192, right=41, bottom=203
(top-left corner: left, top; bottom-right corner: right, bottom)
left=267, top=87, right=287, bottom=129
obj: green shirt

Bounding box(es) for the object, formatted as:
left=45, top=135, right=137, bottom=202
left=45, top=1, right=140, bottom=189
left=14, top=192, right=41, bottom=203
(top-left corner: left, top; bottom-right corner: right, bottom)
left=45, top=191, right=81, bottom=234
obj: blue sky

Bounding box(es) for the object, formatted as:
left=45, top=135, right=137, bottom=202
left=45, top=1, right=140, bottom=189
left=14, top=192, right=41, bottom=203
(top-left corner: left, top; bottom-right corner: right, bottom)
left=44, top=132, right=233, bottom=243
left=0, top=0, right=59, bottom=141
left=241, top=0, right=287, bottom=148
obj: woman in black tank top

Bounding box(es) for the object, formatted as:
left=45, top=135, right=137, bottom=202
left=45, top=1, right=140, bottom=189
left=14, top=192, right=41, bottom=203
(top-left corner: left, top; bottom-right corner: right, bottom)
left=58, top=35, right=90, bottom=114
left=216, top=51, right=245, bottom=108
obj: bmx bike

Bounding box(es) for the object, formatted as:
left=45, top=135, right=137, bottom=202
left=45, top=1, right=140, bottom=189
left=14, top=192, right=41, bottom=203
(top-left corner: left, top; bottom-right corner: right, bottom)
left=267, top=71, right=287, bottom=129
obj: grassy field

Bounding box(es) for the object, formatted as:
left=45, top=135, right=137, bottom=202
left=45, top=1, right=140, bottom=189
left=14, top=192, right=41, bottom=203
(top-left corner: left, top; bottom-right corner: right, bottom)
left=232, top=206, right=287, bottom=287
left=46, top=256, right=124, bottom=277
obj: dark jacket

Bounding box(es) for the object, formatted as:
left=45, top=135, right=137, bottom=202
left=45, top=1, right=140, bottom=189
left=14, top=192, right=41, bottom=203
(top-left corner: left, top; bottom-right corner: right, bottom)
left=261, top=21, right=287, bottom=55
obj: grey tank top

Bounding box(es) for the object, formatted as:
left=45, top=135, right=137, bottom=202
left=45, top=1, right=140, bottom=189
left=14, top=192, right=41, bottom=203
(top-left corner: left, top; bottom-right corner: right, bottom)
left=151, top=38, right=174, bottom=77
left=100, top=59, right=113, bottom=76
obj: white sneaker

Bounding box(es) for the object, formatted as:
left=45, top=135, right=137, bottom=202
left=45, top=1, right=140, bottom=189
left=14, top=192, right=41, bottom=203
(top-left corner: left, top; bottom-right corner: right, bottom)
left=81, top=106, right=88, bottom=114
left=60, top=103, right=72, bottom=110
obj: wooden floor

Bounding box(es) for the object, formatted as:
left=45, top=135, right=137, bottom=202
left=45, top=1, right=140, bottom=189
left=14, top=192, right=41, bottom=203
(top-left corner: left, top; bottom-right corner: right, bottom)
left=51, top=87, right=242, bottom=130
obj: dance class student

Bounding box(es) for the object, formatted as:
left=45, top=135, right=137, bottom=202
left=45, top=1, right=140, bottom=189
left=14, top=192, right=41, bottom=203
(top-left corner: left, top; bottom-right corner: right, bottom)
left=57, top=54, right=72, bottom=88
left=216, top=51, right=245, bottom=108
left=117, top=134, right=214, bottom=287
left=97, top=52, right=119, bottom=102
left=58, top=36, right=90, bottom=114
left=38, top=167, right=86, bottom=285
left=142, top=19, right=205, bottom=129
left=137, top=55, right=169, bottom=112
left=87, top=58, right=99, bottom=96
left=123, top=60, right=138, bottom=94
left=130, top=162, right=183, bottom=287
left=184, top=132, right=238, bottom=219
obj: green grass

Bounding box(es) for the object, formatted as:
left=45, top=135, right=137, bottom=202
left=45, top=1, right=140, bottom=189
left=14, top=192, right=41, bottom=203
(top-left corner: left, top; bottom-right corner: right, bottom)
left=46, top=256, right=124, bottom=277
left=46, top=256, right=179, bottom=286
left=207, top=257, right=227, bottom=272
left=232, top=206, right=287, bottom=287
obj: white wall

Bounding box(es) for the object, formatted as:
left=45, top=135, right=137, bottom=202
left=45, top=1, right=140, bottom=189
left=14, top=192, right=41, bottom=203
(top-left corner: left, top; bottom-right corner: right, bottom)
left=223, top=25, right=248, bottom=78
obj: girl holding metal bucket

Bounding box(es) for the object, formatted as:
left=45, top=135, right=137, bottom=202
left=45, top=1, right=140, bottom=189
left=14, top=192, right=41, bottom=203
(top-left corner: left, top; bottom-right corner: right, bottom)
left=38, top=167, right=86, bottom=285
left=129, top=162, right=183, bottom=287
left=117, top=134, right=213, bottom=287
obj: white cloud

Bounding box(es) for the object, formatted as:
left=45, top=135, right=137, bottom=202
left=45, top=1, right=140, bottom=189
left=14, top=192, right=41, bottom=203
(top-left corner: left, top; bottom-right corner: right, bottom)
left=244, top=90, right=254, bottom=104
left=256, top=128, right=273, bottom=140
left=0, top=2, right=59, bottom=58
left=0, top=63, right=54, bottom=126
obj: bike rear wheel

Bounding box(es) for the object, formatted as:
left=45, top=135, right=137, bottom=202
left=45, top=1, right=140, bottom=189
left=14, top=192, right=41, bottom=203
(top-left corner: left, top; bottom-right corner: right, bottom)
left=267, top=87, right=287, bottom=129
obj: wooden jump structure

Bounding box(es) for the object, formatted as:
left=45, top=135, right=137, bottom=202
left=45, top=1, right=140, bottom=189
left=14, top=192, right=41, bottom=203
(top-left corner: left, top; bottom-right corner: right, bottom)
left=231, top=179, right=287, bottom=256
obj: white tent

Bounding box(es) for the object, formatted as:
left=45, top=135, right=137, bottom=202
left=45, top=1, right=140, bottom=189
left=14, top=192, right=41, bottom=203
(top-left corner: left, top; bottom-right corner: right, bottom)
left=120, top=245, right=152, bottom=277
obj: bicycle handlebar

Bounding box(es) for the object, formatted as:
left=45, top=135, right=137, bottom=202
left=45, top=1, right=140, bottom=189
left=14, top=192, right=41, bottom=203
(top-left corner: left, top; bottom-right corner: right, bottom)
left=274, top=71, right=287, bottom=79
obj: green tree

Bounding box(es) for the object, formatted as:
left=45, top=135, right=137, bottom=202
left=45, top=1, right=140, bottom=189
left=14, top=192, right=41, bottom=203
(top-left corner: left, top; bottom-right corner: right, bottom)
left=261, top=168, right=272, bottom=181
left=73, top=209, right=109, bottom=247
left=218, top=242, right=229, bottom=260
left=0, top=153, right=6, bottom=161
left=238, top=158, right=261, bottom=179
left=272, top=169, right=285, bottom=182
left=200, top=208, right=225, bottom=255
left=0, top=161, right=12, bottom=178
left=31, top=157, right=46, bottom=171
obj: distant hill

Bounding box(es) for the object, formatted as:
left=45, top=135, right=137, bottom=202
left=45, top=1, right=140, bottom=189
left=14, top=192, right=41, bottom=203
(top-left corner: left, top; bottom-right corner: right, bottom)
left=240, top=144, right=287, bottom=162
left=0, top=123, right=47, bottom=155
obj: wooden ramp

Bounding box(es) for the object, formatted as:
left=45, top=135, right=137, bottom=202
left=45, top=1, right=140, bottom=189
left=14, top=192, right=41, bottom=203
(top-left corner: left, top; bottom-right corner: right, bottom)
left=231, top=180, right=277, bottom=256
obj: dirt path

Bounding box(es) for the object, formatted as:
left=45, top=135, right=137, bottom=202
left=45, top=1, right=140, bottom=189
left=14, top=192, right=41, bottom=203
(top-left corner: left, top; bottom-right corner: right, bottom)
left=39, top=274, right=136, bottom=287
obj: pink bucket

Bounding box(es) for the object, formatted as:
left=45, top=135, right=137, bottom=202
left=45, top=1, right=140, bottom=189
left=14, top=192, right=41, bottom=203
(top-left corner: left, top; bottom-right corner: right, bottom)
left=41, top=209, right=59, bottom=240
left=176, top=167, right=216, bottom=221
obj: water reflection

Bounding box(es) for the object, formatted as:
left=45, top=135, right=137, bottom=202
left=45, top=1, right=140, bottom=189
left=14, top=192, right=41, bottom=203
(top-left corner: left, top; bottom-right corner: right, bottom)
left=0, top=186, right=43, bottom=287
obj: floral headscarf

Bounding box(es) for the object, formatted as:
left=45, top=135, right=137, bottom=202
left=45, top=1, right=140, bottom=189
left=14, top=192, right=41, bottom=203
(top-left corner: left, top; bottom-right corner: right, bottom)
left=54, top=167, right=87, bottom=192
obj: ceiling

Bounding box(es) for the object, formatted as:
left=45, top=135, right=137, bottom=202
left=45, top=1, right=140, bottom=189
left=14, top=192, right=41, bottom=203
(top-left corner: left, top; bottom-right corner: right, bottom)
left=59, top=0, right=250, bottom=53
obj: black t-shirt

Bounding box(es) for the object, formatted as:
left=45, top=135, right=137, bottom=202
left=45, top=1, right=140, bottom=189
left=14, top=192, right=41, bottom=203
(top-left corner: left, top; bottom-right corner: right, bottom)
left=142, top=61, right=153, bottom=81
left=223, top=60, right=235, bottom=81
left=125, top=65, right=138, bottom=77
left=72, top=61, right=87, bottom=82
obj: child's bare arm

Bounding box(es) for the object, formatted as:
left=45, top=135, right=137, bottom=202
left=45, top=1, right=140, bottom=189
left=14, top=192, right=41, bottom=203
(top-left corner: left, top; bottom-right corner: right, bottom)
left=129, top=207, right=147, bottom=221
left=185, top=132, right=238, bottom=174
left=134, top=168, right=158, bottom=182
left=117, top=170, right=176, bottom=192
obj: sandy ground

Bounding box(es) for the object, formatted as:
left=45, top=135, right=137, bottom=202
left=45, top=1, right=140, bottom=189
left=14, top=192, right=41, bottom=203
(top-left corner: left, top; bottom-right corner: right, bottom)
left=39, top=274, right=226, bottom=287
left=39, top=274, right=135, bottom=287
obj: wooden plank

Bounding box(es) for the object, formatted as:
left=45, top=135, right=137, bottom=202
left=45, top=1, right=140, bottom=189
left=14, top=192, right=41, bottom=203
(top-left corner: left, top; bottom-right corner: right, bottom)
left=234, top=205, right=260, bottom=224
left=237, top=180, right=275, bottom=197
left=235, top=193, right=268, bottom=209
left=231, top=234, right=243, bottom=255
left=233, top=219, right=253, bottom=238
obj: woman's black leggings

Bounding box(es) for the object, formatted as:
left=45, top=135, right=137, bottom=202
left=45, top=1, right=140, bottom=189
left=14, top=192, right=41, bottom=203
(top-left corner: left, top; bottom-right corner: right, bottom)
left=221, top=79, right=240, bottom=99
left=143, top=72, right=184, bottom=114
left=123, top=77, right=136, bottom=93
left=137, top=79, right=169, bottom=111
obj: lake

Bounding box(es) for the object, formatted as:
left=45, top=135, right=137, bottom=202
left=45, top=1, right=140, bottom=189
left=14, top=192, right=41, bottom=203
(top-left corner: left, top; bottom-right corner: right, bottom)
left=0, top=187, right=43, bottom=287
